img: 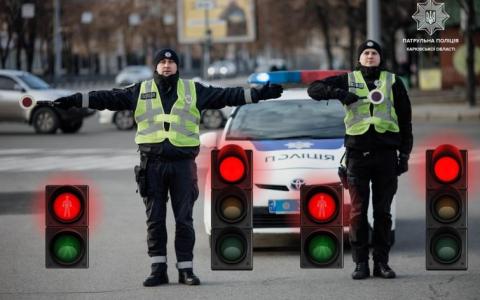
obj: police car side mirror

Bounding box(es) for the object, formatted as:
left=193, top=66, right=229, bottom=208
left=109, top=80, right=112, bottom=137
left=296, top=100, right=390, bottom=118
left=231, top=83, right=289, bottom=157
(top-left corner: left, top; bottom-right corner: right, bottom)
left=200, top=132, right=218, bottom=149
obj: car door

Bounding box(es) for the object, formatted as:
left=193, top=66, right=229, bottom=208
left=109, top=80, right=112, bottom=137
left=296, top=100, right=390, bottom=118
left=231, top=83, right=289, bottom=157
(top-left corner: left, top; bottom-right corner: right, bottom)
left=0, top=75, right=26, bottom=121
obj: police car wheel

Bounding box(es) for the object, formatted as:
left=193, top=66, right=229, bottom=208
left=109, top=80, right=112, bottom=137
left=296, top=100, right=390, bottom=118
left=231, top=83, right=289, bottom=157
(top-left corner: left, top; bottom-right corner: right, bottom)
left=201, top=109, right=224, bottom=129
left=114, top=110, right=135, bottom=130
left=32, top=107, right=60, bottom=134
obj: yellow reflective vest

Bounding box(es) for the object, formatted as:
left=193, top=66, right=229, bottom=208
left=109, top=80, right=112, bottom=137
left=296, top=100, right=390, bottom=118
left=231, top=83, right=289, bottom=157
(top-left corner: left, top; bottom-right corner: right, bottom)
left=134, top=79, right=200, bottom=146
left=344, top=71, right=400, bottom=135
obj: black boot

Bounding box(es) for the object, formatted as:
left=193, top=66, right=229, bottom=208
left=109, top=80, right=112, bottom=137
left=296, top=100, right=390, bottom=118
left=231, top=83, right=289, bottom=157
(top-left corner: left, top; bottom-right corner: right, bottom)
left=143, top=263, right=169, bottom=287
left=178, top=268, right=200, bottom=285
left=352, top=262, right=370, bottom=280
left=373, top=262, right=396, bottom=279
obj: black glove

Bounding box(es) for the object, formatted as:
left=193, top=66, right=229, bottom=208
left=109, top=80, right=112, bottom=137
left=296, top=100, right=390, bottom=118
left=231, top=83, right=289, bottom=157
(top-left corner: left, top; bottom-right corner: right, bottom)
left=397, top=152, right=409, bottom=176
left=253, top=82, right=283, bottom=101
left=53, top=93, right=81, bottom=110
left=334, top=88, right=359, bottom=105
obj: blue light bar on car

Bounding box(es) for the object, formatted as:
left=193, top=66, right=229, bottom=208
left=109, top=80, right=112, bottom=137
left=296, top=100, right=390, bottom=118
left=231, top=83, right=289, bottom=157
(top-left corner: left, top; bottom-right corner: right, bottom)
left=247, top=70, right=350, bottom=85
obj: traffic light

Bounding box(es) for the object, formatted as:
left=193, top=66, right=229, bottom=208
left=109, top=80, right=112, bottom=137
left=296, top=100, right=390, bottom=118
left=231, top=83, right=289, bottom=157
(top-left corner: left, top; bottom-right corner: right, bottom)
left=426, top=144, right=467, bottom=270
left=211, top=144, right=253, bottom=270
left=45, top=185, right=89, bottom=268
left=300, top=183, right=343, bottom=268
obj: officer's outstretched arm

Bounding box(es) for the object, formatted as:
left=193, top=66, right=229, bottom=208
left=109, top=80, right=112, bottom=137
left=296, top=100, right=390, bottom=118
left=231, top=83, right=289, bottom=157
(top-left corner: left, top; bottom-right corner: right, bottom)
left=53, top=85, right=137, bottom=111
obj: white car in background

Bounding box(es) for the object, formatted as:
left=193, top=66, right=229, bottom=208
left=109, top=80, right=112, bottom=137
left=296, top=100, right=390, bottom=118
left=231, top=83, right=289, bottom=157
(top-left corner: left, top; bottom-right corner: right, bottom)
left=0, top=69, right=94, bottom=134
left=115, top=65, right=153, bottom=86
left=98, top=109, right=135, bottom=131
left=201, top=87, right=396, bottom=247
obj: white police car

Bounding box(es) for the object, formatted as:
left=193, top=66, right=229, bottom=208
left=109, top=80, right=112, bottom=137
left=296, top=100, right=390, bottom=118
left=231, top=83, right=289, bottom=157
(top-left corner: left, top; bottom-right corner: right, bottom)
left=201, top=71, right=396, bottom=247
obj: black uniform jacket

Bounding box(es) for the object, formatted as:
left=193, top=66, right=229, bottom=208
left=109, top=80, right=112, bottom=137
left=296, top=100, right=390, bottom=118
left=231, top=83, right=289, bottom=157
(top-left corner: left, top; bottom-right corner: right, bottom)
left=83, top=72, right=252, bottom=160
left=308, top=67, right=413, bottom=155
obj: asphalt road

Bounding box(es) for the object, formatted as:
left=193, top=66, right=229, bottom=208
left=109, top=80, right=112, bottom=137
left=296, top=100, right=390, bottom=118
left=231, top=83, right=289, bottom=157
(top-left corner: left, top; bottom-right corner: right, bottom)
left=0, top=116, right=479, bottom=300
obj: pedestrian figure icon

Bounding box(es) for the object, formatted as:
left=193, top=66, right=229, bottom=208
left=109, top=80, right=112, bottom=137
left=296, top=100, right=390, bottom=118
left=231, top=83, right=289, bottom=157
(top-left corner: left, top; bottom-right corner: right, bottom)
left=317, top=197, right=327, bottom=219
left=62, top=196, right=73, bottom=219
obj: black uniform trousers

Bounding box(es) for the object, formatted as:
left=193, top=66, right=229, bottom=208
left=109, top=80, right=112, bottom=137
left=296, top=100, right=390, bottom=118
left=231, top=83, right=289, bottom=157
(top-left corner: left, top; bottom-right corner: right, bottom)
left=346, top=148, right=398, bottom=263
left=143, top=156, right=199, bottom=262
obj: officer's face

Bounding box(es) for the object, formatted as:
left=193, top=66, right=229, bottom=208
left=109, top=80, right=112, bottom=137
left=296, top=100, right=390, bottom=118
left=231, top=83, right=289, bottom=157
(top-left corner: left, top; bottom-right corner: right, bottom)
left=359, top=49, right=381, bottom=67
left=156, top=59, right=178, bottom=76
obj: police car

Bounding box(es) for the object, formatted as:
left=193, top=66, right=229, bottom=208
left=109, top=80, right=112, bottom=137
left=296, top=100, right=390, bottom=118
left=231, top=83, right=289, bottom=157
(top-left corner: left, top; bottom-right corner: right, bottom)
left=201, top=70, right=396, bottom=247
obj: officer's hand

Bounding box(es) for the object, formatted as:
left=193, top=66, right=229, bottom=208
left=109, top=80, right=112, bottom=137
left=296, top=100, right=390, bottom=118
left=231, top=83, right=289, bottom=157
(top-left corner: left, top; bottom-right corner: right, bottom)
left=53, top=93, right=81, bottom=110
left=334, top=88, right=359, bottom=105
left=397, top=152, right=409, bottom=176
left=255, top=82, right=283, bottom=100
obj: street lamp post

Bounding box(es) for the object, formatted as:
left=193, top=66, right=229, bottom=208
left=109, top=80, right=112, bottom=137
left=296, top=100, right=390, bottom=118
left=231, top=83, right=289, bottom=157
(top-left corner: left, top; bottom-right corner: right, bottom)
left=203, top=7, right=212, bottom=79
left=53, top=0, right=62, bottom=82
left=367, top=0, right=381, bottom=43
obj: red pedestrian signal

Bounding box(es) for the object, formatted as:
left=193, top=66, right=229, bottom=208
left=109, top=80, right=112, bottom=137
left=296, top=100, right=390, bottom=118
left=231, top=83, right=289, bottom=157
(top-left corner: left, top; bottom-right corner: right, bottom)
left=300, top=183, right=343, bottom=268
left=211, top=144, right=253, bottom=270
left=46, top=185, right=89, bottom=268
left=426, top=144, right=467, bottom=270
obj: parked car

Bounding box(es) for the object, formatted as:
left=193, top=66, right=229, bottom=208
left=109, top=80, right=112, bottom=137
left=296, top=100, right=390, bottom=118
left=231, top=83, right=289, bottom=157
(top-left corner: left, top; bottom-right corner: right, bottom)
left=115, top=65, right=153, bottom=86
left=0, top=69, right=94, bottom=134
left=207, top=60, right=237, bottom=79
left=201, top=107, right=233, bottom=129
left=98, top=109, right=135, bottom=131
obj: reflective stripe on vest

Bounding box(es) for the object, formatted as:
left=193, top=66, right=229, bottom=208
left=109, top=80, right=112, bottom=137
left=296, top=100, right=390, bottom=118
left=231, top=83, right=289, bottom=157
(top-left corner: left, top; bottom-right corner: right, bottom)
left=344, top=71, right=399, bottom=135
left=134, top=79, right=201, bottom=146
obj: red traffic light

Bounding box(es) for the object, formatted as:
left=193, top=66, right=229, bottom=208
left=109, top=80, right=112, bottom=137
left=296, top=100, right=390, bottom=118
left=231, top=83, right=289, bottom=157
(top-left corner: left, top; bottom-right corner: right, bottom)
left=52, top=192, right=82, bottom=223
left=307, top=192, right=337, bottom=223
left=217, top=144, right=248, bottom=183
left=432, top=144, right=462, bottom=183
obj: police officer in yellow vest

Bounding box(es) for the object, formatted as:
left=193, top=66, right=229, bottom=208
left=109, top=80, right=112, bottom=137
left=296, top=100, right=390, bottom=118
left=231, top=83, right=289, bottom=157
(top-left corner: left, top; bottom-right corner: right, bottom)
left=308, top=40, right=412, bottom=280
left=53, top=48, right=283, bottom=286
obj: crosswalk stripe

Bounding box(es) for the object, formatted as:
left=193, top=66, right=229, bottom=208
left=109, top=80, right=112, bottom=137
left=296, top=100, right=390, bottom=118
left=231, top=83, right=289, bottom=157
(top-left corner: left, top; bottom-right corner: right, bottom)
left=0, top=149, right=211, bottom=172
left=0, top=148, right=476, bottom=172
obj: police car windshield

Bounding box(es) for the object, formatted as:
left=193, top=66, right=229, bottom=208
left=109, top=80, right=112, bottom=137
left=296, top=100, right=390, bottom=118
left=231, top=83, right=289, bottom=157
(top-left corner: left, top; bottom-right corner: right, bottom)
left=227, top=100, right=345, bottom=140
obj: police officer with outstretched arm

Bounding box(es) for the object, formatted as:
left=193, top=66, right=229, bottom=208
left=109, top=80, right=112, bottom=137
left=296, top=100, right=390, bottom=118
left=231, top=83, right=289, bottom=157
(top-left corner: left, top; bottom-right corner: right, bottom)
left=307, top=40, right=413, bottom=279
left=52, top=49, right=283, bottom=286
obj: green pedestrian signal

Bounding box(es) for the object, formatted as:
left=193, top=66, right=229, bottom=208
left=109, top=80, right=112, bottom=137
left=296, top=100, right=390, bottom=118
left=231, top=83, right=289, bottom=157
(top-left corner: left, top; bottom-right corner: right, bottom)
left=300, top=183, right=343, bottom=268
left=46, top=185, right=89, bottom=268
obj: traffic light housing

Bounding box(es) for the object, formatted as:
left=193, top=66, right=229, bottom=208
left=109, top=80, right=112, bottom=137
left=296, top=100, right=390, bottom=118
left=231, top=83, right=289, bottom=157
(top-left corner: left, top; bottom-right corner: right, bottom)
left=45, top=185, right=89, bottom=268
left=211, top=144, right=253, bottom=270
left=300, top=183, right=343, bottom=268
left=426, top=144, right=467, bottom=270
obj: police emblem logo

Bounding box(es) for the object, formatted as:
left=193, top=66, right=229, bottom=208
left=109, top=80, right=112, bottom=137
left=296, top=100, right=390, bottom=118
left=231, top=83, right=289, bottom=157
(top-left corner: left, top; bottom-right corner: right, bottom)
left=165, top=52, right=172, bottom=58
left=374, top=80, right=382, bottom=88
left=412, top=0, right=450, bottom=36
left=367, top=41, right=374, bottom=47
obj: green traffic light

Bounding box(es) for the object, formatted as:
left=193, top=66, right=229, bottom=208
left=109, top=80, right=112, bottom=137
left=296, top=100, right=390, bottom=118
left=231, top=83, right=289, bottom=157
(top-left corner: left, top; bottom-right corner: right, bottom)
left=220, top=236, right=245, bottom=263
left=434, top=236, right=460, bottom=263
left=308, top=234, right=337, bottom=264
left=52, top=233, right=82, bottom=264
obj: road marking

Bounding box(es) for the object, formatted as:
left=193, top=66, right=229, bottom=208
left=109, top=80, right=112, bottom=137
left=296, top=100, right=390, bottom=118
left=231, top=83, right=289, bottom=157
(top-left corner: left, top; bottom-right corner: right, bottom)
left=0, top=148, right=210, bottom=172
left=1, top=148, right=476, bottom=172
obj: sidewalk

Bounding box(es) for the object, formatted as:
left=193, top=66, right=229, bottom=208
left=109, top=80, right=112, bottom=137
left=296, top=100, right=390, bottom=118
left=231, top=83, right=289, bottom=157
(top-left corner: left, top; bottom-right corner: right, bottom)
left=410, top=88, right=480, bottom=121
left=412, top=103, right=480, bottom=121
